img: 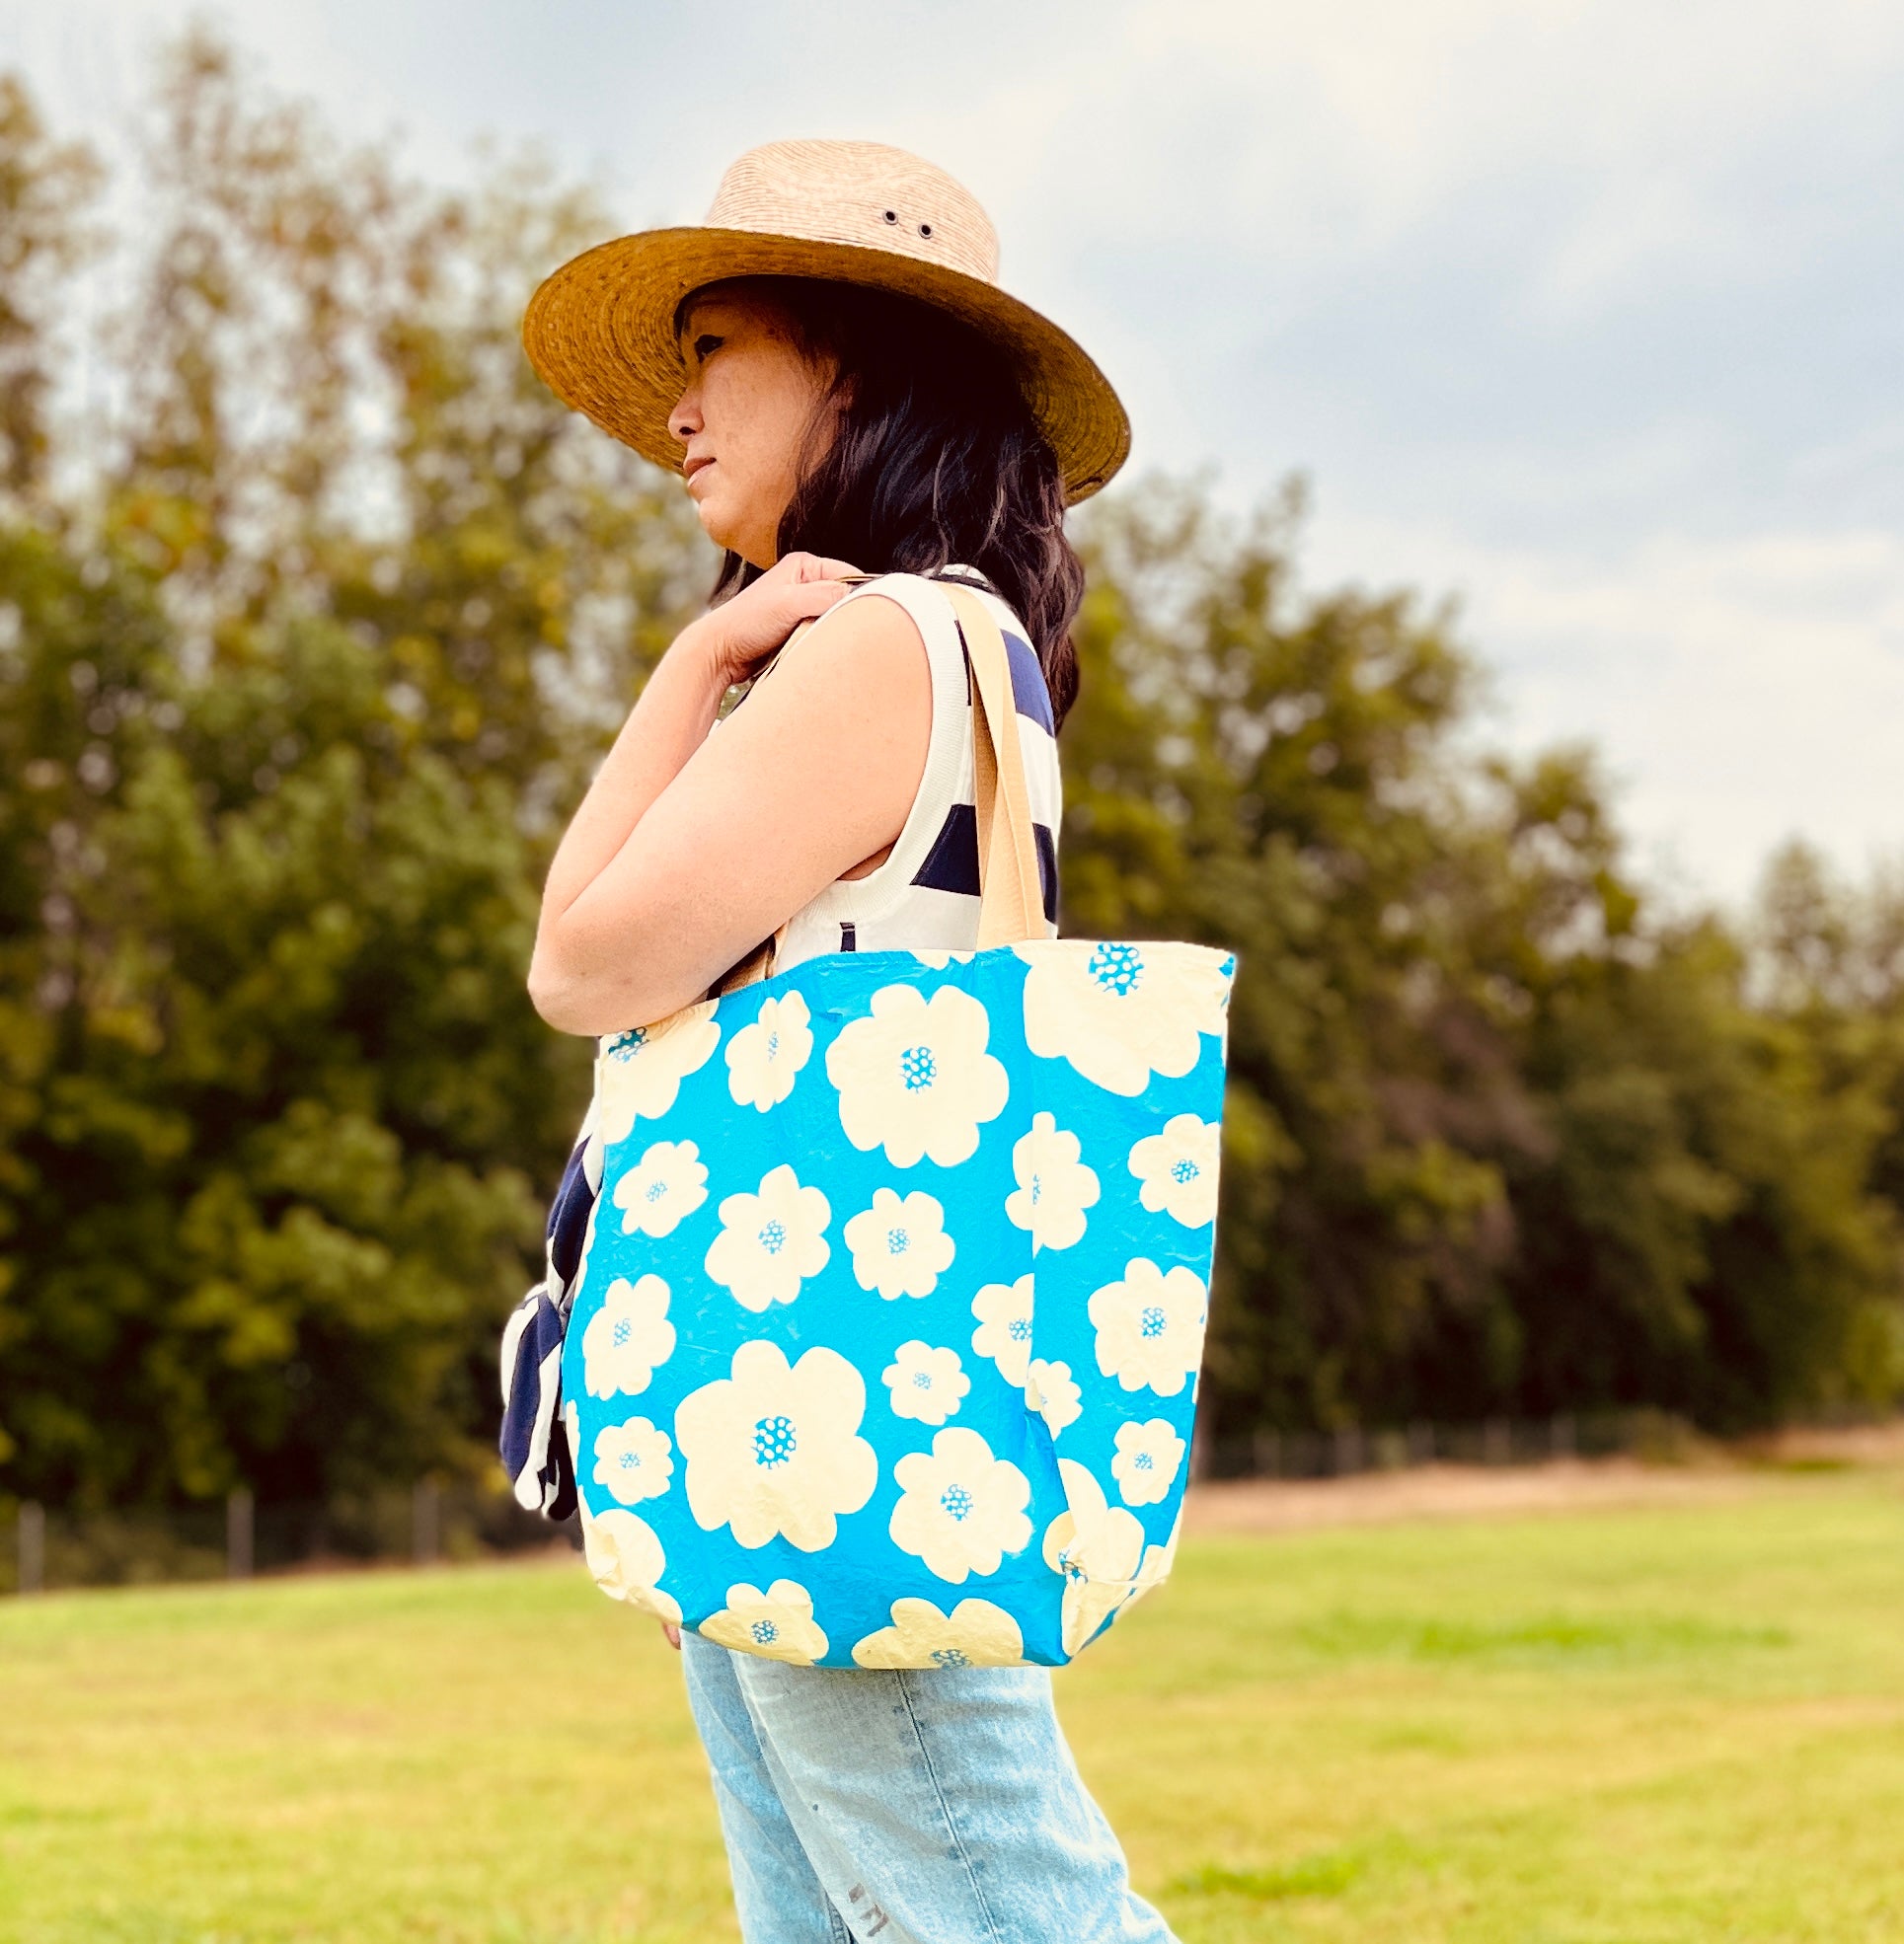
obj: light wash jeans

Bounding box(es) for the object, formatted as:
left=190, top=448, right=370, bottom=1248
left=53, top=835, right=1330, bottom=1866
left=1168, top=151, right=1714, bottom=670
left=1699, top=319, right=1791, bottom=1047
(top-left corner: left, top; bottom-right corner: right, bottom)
left=680, top=1629, right=1180, bottom=1944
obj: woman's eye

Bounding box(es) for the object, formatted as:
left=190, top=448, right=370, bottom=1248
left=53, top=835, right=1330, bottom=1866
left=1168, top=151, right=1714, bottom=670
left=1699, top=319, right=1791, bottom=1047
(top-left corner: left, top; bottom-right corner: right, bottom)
left=693, top=334, right=724, bottom=362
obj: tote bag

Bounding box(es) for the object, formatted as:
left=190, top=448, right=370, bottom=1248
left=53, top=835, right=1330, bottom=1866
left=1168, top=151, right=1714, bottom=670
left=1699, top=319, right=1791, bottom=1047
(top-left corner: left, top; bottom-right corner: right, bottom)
left=522, top=583, right=1235, bottom=1669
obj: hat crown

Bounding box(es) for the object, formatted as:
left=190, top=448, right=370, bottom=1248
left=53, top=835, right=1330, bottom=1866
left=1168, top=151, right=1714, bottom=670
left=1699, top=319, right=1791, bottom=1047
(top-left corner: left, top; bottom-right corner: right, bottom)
left=706, top=140, right=1000, bottom=286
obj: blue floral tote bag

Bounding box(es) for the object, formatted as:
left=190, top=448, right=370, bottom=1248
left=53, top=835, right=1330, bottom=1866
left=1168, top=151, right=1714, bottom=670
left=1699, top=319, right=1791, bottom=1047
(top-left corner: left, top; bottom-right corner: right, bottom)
left=507, top=585, right=1235, bottom=1668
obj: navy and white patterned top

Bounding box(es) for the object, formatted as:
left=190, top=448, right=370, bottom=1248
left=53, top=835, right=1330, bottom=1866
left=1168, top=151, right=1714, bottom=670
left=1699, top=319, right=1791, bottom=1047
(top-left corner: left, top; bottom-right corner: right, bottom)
left=770, top=567, right=1061, bottom=965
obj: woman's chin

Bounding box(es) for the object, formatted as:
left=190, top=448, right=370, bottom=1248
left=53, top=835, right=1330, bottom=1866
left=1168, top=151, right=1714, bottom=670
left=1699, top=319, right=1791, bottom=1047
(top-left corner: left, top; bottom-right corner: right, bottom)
left=692, top=498, right=733, bottom=550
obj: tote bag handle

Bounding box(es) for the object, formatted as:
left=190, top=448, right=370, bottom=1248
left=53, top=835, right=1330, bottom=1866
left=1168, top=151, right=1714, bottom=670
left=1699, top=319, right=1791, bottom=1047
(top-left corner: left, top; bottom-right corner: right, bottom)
left=940, top=583, right=1049, bottom=949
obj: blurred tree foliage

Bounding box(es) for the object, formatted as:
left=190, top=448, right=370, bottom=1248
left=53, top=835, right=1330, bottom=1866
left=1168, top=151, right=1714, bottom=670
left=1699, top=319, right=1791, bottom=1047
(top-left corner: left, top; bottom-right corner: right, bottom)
left=1064, top=491, right=1904, bottom=1444
left=0, top=35, right=1899, bottom=1508
left=0, top=37, right=706, bottom=1505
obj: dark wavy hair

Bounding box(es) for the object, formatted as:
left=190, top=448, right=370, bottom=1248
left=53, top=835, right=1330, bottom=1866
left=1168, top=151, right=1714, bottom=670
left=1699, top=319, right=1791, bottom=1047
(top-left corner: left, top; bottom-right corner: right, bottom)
left=699, top=276, right=1087, bottom=729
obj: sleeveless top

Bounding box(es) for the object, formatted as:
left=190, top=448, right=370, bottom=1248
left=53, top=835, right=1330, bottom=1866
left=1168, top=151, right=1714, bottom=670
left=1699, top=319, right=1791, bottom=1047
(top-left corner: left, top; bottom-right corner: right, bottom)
left=761, top=567, right=1063, bottom=970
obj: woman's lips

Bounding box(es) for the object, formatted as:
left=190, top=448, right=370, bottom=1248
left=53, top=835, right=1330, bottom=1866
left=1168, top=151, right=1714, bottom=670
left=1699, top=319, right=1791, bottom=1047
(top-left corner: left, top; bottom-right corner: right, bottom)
left=684, top=455, right=715, bottom=491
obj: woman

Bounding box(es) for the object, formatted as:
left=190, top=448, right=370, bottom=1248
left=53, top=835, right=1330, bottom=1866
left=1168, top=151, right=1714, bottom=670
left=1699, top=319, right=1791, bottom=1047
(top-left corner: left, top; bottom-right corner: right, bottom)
left=522, top=141, right=1173, bottom=1944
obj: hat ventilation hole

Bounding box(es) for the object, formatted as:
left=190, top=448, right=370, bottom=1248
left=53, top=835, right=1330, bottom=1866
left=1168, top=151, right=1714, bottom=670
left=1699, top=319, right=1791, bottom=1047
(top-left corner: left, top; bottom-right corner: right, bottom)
left=882, top=209, right=898, bottom=224
left=919, top=222, right=933, bottom=237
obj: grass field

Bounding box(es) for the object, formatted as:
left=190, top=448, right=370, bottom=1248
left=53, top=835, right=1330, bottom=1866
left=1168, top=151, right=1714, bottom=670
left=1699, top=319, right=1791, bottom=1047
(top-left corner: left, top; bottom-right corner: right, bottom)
left=3, top=1461, right=1902, bottom=1943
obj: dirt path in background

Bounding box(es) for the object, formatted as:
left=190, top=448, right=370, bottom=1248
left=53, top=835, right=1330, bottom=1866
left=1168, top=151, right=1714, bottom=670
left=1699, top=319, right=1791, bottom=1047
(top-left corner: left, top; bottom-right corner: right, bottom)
left=1182, top=1421, right=1904, bottom=1535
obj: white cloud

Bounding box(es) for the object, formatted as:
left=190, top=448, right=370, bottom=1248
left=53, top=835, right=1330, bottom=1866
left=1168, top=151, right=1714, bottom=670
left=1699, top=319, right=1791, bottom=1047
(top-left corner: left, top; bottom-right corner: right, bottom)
left=6, top=0, right=1904, bottom=902
left=1312, top=511, right=1904, bottom=898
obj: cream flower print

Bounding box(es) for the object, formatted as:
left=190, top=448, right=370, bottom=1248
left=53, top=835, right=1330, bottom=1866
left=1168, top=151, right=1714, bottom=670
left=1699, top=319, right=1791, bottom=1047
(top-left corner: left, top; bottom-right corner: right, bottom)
left=1004, top=1112, right=1101, bottom=1252
left=724, top=991, right=814, bottom=1112
left=704, top=1164, right=832, bottom=1312
left=699, top=1579, right=830, bottom=1666
left=826, top=983, right=1009, bottom=1167
left=1110, top=1417, right=1185, bottom=1507
left=1126, top=1508, right=1183, bottom=1613
left=597, top=1003, right=721, bottom=1141
left=909, top=948, right=975, bottom=969
left=1088, top=1257, right=1208, bottom=1397
left=581, top=1274, right=676, bottom=1399
left=579, top=1504, right=682, bottom=1622
left=889, top=1426, right=1033, bottom=1583
left=1019, top=940, right=1230, bottom=1097
left=1128, top=1114, right=1221, bottom=1229
left=882, top=1341, right=969, bottom=1426
left=970, top=1274, right=1035, bottom=1388
left=1025, top=1357, right=1082, bottom=1437
left=853, top=1596, right=1028, bottom=1670
left=674, top=1340, right=877, bottom=1551
left=845, top=1186, right=955, bottom=1299
left=592, top=1415, right=674, bottom=1506
left=1042, top=1458, right=1147, bottom=1655
left=612, top=1139, right=709, bottom=1238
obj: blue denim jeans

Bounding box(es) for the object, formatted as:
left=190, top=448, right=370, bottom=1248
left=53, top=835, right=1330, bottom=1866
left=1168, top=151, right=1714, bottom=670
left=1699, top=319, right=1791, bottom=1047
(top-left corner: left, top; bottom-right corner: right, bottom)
left=680, top=1629, right=1180, bottom=1943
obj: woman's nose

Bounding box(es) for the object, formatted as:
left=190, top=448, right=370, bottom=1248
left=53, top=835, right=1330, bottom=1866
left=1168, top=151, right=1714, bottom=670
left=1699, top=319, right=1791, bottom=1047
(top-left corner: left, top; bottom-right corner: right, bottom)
left=667, top=385, right=702, bottom=446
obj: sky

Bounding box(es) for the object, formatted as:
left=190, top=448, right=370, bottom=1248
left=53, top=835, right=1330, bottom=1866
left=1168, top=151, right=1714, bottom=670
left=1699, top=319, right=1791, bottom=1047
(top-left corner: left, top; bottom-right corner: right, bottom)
left=3, top=0, right=1901, bottom=904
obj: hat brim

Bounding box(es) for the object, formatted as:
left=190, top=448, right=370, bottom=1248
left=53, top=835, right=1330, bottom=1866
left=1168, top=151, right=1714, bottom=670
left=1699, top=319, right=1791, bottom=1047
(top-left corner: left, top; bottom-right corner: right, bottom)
left=521, top=228, right=1130, bottom=506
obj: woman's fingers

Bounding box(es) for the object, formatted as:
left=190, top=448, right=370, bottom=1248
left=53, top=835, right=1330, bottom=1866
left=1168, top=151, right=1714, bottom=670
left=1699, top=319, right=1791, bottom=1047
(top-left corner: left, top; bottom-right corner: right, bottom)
left=789, top=578, right=851, bottom=615
left=774, top=551, right=861, bottom=584
left=661, top=1619, right=681, bottom=1650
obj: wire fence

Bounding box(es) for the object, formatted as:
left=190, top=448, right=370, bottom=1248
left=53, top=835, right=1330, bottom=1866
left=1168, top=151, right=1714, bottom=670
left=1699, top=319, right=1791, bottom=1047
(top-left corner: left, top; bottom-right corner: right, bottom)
left=2, top=1480, right=575, bottom=1596
left=5, top=1403, right=1895, bottom=1596
left=1202, top=1407, right=1640, bottom=1481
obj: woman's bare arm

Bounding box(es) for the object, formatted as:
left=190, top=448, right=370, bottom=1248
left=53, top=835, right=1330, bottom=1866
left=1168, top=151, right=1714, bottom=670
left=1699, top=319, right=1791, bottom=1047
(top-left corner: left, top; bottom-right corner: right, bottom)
left=527, top=586, right=932, bottom=1034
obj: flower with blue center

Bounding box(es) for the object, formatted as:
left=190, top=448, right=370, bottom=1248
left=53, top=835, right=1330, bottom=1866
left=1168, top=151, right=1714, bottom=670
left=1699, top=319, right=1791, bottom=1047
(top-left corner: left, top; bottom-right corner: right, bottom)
left=1110, top=1416, right=1185, bottom=1507
left=704, top=1163, right=832, bottom=1312
left=698, top=1578, right=830, bottom=1666
left=1025, top=1357, right=1082, bottom=1436
left=881, top=1340, right=970, bottom=1426
left=592, top=1414, right=675, bottom=1506
left=611, top=1138, right=709, bottom=1238
left=888, top=1426, right=1032, bottom=1583
left=852, top=1595, right=1028, bottom=1670
left=844, top=1185, right=955, bottom=1299
left=1018, top=939, right=1232, bottom=1096
left=969, top=1273, right=1036, bottom=1388
left=724, top=990, right=814, bottom=1112
left=825, top=982, right=1009, bottom=1167
left=1127, top=1113, right=1221, bottom=1229
left=1087, top=1257, right=1208, bottom=1397
left=1004, top=1111, right=1100, bottom=1252
left=594, top=1002, right=721, bottom=1142
left=580, top=1274, right=676, bottom=1399
left=673, top=1339, right=878, bottom=1550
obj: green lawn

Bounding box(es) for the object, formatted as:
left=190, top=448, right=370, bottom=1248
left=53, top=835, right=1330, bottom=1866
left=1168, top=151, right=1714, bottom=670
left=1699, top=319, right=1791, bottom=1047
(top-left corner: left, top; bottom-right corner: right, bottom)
left=3, top=1464, right=1902, bottom=1943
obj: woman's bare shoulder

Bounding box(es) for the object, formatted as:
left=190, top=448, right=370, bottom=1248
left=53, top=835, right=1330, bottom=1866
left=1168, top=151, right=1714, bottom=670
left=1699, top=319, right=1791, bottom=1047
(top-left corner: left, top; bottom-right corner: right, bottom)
left=751, top=581, right=932, bottom=711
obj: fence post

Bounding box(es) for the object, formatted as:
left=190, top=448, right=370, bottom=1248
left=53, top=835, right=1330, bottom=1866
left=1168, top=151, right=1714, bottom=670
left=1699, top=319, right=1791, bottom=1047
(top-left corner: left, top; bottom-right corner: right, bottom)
left=226, top=1488, right=254, bottom=1581
left=412, top=1479, right=440, bottom=1566
left=1483, top=1417, right=1512, bottom=1464
left=1251, top=1427, right=1281, bottom=1479
left=1550, top=1412, right=1575, bottom=1459
left=1333, top=1424, right=1364, bottom=1475
left=1407, top=1420, right=1435, bottom=1465
left=1189, top=1404, right=1215, bottom=1483
left=17, top=1501, right=44, bottom=1595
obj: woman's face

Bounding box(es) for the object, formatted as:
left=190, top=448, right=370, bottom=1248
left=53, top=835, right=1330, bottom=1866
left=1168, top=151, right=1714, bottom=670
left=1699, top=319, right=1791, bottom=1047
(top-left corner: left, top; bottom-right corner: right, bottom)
left=667, top=285, right=838, bottom=567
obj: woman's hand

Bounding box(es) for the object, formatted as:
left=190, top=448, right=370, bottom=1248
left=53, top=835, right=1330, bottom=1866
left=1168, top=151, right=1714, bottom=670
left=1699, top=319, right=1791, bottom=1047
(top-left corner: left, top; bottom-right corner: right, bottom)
left=682, top=551, right=862, bottom=689
left=660, top=1619, right=682, bottom=1651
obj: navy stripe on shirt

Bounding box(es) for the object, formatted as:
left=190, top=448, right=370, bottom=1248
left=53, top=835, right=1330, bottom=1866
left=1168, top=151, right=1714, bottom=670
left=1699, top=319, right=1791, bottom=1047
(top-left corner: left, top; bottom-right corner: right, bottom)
left=911, top=801, right=1059, bottom=921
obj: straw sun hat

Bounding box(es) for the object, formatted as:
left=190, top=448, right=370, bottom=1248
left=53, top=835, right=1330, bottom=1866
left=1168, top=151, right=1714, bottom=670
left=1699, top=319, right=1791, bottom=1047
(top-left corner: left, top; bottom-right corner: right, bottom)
left=521, top=139, right=1129, bottom=504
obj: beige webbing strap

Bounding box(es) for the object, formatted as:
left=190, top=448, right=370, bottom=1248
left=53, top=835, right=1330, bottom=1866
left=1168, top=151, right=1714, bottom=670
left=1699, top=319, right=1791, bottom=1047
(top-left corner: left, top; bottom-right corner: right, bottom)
left=942, top=584, right=1047, bottom=948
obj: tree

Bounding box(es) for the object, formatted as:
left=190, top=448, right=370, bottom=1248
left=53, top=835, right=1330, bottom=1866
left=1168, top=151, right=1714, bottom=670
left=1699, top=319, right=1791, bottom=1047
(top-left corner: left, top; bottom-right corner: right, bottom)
left=2, top=31, right=1899, bottom=1515
left=0, top=37, right=710, bottom=1506
left=1061, top=482, right=1903, bottom=1438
